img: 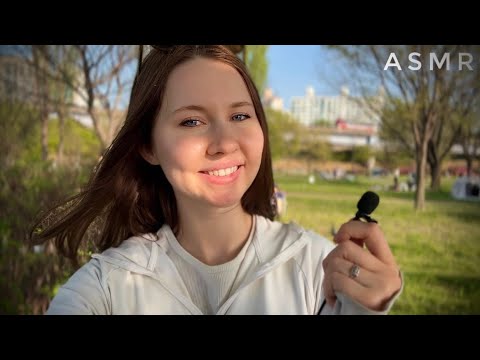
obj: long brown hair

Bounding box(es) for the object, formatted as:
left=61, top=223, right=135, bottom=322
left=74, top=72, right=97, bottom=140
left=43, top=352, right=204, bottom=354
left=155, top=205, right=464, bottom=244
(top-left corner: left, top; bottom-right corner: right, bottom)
left=29, top=45, right=275, bottom=265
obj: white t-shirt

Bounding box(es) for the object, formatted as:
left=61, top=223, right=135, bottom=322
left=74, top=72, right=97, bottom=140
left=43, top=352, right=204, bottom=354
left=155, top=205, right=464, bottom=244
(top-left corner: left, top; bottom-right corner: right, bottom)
left=166, top=217, right=256, bottom=314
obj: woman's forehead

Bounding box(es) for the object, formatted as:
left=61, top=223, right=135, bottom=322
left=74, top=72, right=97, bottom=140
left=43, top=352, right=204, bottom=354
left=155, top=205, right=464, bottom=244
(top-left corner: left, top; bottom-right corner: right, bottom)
left=162, top=58, right=251, bottom=111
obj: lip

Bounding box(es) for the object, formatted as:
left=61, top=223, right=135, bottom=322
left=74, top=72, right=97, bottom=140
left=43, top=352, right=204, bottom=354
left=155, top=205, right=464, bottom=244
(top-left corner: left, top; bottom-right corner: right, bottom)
left=198, top=165, right=243, bottom=185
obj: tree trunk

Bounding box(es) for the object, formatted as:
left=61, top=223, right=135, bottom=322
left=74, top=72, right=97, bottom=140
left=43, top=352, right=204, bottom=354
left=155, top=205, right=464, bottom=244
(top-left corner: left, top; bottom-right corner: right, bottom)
left=415, top=139, right=428, bottom=210
left=427, top=140, right=441, bottom=190
left=32, top=46, right=49, bottom=162
left=39, top=82, right=49, bottom=161
left=466, top=156, right=473, bottom=177
left=41, top=111, right=48, bottom=161
left=87, top=109, right=107, bottom=151
left=430, top=161, right=442, bottom=190
left=57, top=108, right=65, bottom=164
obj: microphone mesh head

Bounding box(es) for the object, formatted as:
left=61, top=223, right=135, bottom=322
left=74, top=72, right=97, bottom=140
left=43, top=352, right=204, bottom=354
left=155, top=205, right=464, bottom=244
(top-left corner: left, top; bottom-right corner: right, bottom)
left=357, top=191, right=379, bottom=215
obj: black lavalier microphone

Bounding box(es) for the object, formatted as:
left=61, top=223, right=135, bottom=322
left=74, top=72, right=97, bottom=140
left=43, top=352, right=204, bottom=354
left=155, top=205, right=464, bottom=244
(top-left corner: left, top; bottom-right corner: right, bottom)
left=317, top=191, right=380, bottom=315
left=353, top=191, right=379, bottom=224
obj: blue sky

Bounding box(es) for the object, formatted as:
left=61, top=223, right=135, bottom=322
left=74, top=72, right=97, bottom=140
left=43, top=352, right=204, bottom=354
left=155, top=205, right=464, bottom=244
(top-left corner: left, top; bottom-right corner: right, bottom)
left=267, top=45, right=344, bottom=109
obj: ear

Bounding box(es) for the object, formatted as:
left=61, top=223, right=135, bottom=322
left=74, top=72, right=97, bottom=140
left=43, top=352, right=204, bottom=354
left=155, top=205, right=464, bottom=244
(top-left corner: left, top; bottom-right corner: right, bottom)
left=139, top=146, right=160, bottom=166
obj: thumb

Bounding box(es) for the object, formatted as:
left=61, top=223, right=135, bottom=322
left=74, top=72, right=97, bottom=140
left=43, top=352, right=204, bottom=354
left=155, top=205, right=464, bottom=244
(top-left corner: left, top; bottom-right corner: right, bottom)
left=334, top=219, right=364, bottom=248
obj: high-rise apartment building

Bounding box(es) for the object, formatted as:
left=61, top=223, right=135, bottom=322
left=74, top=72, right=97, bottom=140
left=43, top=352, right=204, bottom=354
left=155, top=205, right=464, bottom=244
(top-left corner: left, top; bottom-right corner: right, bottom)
left=262, top=87, right=285, bottom=111
left=0, top=55, right=36, bottom=103
left=291, top=86, right=383, bottom=126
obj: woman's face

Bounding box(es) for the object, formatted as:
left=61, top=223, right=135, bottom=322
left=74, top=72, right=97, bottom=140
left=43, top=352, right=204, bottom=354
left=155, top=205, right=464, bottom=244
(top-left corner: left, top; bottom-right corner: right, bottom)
left=145, top=57, right=264, bottom=211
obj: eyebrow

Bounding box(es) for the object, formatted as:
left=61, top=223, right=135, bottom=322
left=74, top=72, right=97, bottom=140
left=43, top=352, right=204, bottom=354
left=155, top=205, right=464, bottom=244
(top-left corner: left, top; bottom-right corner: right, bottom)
left=171, top=101, right=254, bottom=115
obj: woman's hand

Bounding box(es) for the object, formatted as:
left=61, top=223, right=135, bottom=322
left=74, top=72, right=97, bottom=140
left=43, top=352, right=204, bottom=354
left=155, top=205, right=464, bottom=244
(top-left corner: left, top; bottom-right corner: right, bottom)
left=322, top=220, right=402, bottom=311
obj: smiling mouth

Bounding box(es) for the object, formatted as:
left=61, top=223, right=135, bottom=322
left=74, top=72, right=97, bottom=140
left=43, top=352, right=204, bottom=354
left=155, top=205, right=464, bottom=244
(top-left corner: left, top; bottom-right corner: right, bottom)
left=200, top=165, right=241, bottom=177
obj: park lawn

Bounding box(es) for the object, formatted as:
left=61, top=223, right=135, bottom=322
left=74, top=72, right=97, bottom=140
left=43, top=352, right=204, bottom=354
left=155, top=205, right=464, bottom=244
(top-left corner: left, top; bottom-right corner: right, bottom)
left=275, top=174, right=480, bottom=314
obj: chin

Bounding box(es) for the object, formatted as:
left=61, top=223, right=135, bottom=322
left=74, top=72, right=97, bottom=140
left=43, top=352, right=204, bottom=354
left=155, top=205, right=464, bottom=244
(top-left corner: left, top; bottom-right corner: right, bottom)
left=207, top=193, right=243, bottom=209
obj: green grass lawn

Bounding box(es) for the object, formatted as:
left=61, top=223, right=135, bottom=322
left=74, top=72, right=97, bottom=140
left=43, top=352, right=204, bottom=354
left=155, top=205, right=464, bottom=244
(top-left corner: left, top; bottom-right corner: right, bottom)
left=275, top=173, right=480, bottom=314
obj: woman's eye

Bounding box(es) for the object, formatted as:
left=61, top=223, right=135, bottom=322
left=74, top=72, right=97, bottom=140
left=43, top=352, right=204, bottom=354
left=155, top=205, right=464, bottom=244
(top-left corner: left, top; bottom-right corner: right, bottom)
left=232, top=113, right=250, bottom=121
left=180, top=119, right=202, bottom=127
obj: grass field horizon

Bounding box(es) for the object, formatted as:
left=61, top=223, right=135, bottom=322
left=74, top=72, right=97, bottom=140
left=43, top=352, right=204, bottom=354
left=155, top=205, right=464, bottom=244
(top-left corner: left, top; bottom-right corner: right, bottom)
left=274, top=173, right=480, bottom=314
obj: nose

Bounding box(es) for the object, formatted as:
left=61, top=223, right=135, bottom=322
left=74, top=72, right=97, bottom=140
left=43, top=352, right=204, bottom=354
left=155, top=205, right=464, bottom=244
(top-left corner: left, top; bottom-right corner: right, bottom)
left=206, top=122, right=239, bottom=156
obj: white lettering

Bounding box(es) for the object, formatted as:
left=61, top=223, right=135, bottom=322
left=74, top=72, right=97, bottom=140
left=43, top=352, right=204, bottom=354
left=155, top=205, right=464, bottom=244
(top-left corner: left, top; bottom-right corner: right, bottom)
left=430, top=53, right=450, bottom=70
left=385, top=52, right=474, bottom=71
left=408, top=52, right=422, bottom=71
left=384, top=53, right=402, bottom=70
left=459, top=53, right=473, bottom=71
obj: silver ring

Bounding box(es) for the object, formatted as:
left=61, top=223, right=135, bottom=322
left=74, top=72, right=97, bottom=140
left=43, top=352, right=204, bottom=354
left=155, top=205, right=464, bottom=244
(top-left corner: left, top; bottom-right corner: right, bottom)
left=349, top=264, right=360, bottom=279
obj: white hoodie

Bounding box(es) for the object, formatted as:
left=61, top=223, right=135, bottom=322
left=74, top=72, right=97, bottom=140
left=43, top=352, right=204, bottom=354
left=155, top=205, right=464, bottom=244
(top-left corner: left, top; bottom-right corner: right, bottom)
left=47, top=215, right=401, bottom=315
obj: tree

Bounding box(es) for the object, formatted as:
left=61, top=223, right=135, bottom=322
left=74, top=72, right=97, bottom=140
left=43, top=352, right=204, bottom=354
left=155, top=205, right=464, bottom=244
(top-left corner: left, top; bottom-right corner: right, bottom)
left=21, top=45, right=137, bottom=152
left=7, top=45, right=76, bottom=163
left=0, top=101, right=39, bottom=168
left=327, top=45, right=479, bottom=210
left=426, top=46, right=479, bottom=189
left=244, top=45, right=268, bottom=95
left=0, top=100, right=95, bottom=314
left=72, top=45, right=137, bottom=151
left=378, top=103, right=415, bottom=170
left=427, top=112, right=461, bottom=190
left=459, top=108, right=480, bottom=176
left=297, top=138, right=332, bottom=174
left=313, top=119, right=332, bottom=127
left=44, top=46, right=79, bottom=164
left=265, top=108, right=303, bottom=160
left=31, top=45, right=50, bottom=161
left=29, top=45, right=78, bottom=163
left=352, top=145, right=373, bottom=167
left=6, top=45, right=128, bottom=160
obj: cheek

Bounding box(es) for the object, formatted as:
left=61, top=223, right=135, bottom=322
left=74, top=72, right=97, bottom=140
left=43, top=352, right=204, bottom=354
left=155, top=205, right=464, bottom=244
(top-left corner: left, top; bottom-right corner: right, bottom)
left=243, top=125, right=264, bottom=163
left=155, top=134, right=206, bottom=170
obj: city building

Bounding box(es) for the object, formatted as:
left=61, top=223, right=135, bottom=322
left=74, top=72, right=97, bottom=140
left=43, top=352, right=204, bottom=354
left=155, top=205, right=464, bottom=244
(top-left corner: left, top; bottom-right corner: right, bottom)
left=0, top=53, right=121, bottom=130
left=0, top=54, right=81, bottom=108
left=290, top=85, right=383, bottom=127
left=0, top=55, right=36, bottom=103
left=262, top=87, right=285, bottom=111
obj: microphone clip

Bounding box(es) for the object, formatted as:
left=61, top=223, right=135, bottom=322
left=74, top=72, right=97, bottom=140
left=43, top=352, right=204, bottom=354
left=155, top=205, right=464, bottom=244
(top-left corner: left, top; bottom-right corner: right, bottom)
left=353, top=211, right=378, bottom=223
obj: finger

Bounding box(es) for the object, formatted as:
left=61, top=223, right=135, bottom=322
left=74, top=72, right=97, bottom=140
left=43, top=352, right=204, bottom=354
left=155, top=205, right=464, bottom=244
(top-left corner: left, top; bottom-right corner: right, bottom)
left=323, top=240, right=384, bottom=274
left=330, top=271, right=380, bottom=310
left=334, top=221, right=395, bottom=265
left=322, top=272, right=336, bottom=307
left=325, top=257, right=376, bottom=288
left=347, top=218, right=366, bottom=247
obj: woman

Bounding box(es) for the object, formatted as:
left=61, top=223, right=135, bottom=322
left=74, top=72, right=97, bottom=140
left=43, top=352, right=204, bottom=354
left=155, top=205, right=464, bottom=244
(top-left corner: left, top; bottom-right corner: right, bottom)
left=31, top=45, right=402, bottom=314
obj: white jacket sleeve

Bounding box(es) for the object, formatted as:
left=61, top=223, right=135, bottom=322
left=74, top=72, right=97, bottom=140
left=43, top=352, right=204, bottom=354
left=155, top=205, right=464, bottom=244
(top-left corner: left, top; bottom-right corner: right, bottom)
left=46, top=258, right=112, bottom=315
left=321, top=272, right=404, bottom=315
left=308, top=229, right=404, bottom=315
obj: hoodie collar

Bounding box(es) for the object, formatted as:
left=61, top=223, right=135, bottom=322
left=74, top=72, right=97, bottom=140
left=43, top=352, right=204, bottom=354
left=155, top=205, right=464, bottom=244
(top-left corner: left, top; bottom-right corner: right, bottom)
left=92, top=215, right=310, bottom=314
left=95, top=215, right=309, bottom=276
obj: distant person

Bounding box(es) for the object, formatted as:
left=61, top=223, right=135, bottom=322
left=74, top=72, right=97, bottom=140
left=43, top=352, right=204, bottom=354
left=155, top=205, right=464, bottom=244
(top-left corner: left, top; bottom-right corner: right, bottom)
left=471, top=184, right=479, bottom=197
left=272, top=184, right=287, bottom=218
left=30, top=45, right=402, bottom=315
left=393, top=168, right=400, bottom=191
left=451, top=173, right=468, bottom=200
left=407, top=173, right=416, bottom=192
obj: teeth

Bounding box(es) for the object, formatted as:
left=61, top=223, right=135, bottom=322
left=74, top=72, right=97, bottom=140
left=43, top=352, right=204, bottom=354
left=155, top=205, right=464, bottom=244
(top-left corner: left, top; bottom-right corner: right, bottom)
left=207, top=166, right=238, bottom=177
